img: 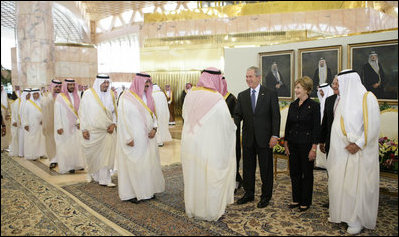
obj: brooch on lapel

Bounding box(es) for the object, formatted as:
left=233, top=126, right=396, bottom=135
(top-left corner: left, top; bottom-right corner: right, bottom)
left=261, top=93, right=264, bottom=96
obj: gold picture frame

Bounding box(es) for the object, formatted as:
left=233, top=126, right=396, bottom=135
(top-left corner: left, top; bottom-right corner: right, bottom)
left=348, top=40, right=398, bottom=104
left=259, top=50, right=294, bottom=101
left=298, top=45, right=342, bottom=98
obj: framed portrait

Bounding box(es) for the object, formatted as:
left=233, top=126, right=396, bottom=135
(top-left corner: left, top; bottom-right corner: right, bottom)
left=348, top=40, right=398, bottom=104
left=298, top=45, right=342, bottom=98
left=259, top=50, right=294, bottom=101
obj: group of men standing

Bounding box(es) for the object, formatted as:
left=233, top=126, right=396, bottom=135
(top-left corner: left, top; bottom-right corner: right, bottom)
left=1, top=66, right=381, bottom=234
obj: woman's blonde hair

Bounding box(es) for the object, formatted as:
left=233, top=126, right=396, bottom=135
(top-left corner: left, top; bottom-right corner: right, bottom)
left=295, top=76, right=313, bottom=94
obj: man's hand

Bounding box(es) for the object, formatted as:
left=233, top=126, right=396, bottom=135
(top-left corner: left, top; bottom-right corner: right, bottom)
left=275, top=84, right=281, bottom=89
left=269, top=137, right=278, bottom=148
left=24, top=126, right=29, bottom=132
left=308, top=145, right=317, bottom=161
left=127, top=140, right=135, bottom=147
left=308, top=149, right=316, bottom=161
left=345, top=143, right=361, bottom=154
left=82, top=130, right=90, bottom=140
left=12, top=122, right=17, bottom=127
left=107, top=124, right=116, bottom=134
left=372, top=83, right=380, bottom=89
left=284, top=141, right=290, bottom=156
left=148, top=129, right=156, bottom=139
left=57, top=128, right=64, bottom=135
left=319, top=143, right=326, bottom=154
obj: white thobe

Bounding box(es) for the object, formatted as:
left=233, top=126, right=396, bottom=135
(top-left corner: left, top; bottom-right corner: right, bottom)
left=9, top=99, right=20, bottom=156
left=18, top=98, right=28, bottom=157
left=54, top=93, right=85, bottom=174
left=327, top=93, right=380, bottom=229
left=116, top=91, right=165, bottom=201
left=22, top=100, right=46, bottom=160
left=41, top=93, right=57, bottom=162
left=79, top=89, right=116, bottom=185
left=152, top=90, right=172, bottom=144
left=181, top=89, right=236, bottom=221
left=1, top=98, right=11, bottom=149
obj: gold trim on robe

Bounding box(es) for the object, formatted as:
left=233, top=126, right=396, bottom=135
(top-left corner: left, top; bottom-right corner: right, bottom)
left=59, top=93, right=79, bottom=118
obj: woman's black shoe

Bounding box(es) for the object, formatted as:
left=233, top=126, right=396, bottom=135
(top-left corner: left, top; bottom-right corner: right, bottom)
left=299, top=206, right=310, bottom=212
left=288, top=203, right=300, bottom=209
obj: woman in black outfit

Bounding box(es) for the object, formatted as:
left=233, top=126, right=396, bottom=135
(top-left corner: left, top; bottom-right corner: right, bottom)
left=284, top=76, right=320, bottom=212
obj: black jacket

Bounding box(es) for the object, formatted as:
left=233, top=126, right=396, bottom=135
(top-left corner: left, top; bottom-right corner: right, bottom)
left=320, top=94, right=337, bottom=155
left=234, top=85, right=280, bottom=148
left=285, top=97, right=320, bottom=144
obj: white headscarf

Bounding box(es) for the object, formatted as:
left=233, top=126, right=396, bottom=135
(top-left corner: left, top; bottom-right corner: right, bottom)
left=317, top=83, right=334, bottom=122
left=318, top=58, right=327, bottom=85
left=30, top=88, right=42, bottom=105
left=337, top=69, right=367, bottom=141
left=21, top=89, right=31, bottom=103
left=92, top=74, right=114, bottom=112
left=152, top=84, right=161, bottom=92
left=368, top=51, right=379, bottom=73
left=1, top=85, right=8, bottom=109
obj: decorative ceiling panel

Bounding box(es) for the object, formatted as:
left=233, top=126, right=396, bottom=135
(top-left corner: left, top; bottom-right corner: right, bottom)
left=1, top=1, right=84, bottom=43
left=80, top=1, right=181, bottom=21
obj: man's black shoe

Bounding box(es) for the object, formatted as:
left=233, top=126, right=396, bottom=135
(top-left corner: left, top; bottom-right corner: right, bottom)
left=49, top=163, right=57, bottom=169
left=237, top=195, right=254, bottom=205
left=69, top=169, right=75, bottom=174
left=129, top=198, right=139, bottom=203
left=257, top=199, right=269, bottom=208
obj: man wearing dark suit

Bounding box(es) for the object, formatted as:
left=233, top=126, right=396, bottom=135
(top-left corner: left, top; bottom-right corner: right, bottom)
left=234, top=66, right=281, bottom=208
left=319, top=76, right=339, bottom=209
left=319, top=76, right=339, bottom=156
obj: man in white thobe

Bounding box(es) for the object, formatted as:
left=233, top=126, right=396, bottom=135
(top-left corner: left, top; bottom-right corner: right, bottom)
left=181, top=67, right=236, bottom=221
left=79, top=74, right=117, bottom=187
left=327, top=70, right=380, bottom=235
left=116, top=73, right=165, bottom=203
left=1, top=85, right=11, bottom=151
left=54, top=79, right=85, bottom=174
left=14, top=89, right=31, bottom=157
left=41, top=79, right=62, bottom=168
left=315, top=82, right=334, bottom=169
left=23, top=88, right=46, bottom=160
left=9, top=89, right=22, bottom=156
left=152, top=84, right=172, bottom=147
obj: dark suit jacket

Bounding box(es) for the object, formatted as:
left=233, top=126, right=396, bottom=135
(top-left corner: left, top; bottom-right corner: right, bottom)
left=320, top=94, right=337, bottom=155
left=285, top=98, right=320, bottom=144
left=234, top=85, right=280, bottom=148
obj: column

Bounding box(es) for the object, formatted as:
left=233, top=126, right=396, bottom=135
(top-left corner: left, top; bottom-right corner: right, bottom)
left=16, top=1, right=55, bottom=88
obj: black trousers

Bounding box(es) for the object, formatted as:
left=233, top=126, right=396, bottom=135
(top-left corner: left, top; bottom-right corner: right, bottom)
left=288, top=142, right=314, bottom=206
left=242, top=142, right=273, bottom=201
left=236, top=128, right=242, bottom=183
